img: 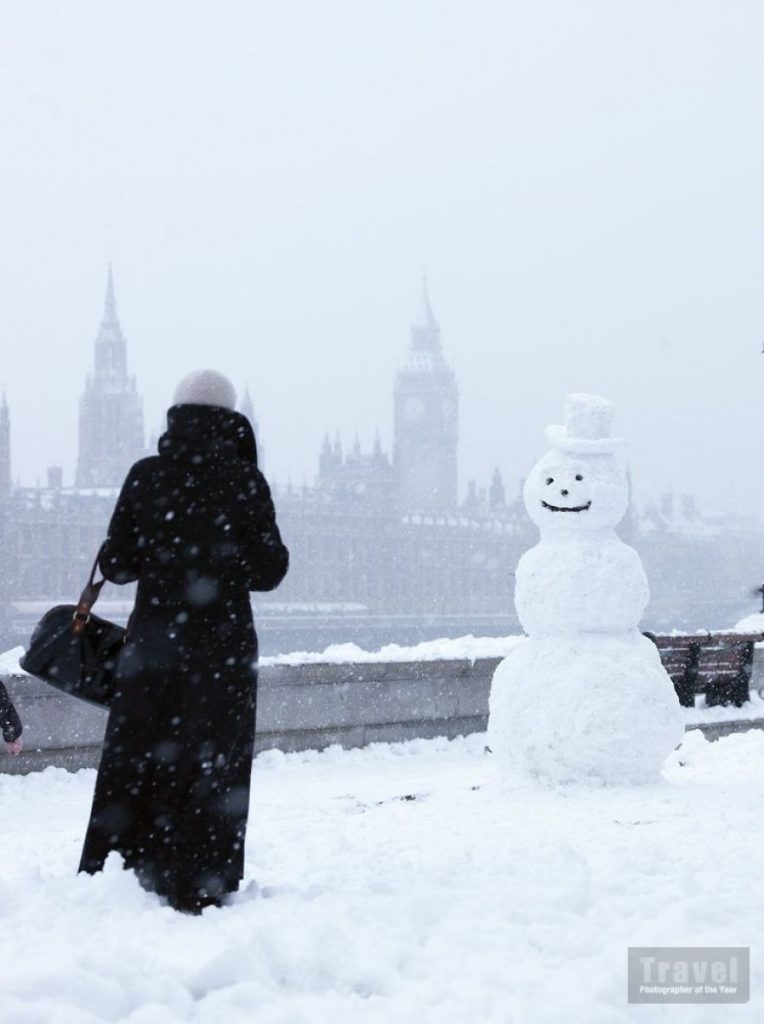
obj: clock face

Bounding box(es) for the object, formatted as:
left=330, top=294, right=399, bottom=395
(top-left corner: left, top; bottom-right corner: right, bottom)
left=404, top=397, right=426, bottom=421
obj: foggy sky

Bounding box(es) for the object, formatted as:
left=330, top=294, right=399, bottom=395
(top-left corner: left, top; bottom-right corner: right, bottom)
left=1, top=1, right=763, bottom=515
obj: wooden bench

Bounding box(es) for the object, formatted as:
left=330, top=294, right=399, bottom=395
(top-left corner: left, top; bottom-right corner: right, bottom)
left=644, top=632, right=764, bottom=708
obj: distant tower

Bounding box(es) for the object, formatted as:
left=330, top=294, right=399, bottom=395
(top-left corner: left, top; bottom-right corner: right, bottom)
left=239, top=385, right=264, bottom=470
left=76, top=267, right=144, bottom=488
left=393, top=278, right=459, bottom=511
left=318, top=433, right=335, bottom=482
left=0, top=393, right=10, bottom=500
left=489, top=467, right=506, bottom=511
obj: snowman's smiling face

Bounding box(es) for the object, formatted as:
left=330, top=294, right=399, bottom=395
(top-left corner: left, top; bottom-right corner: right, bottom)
left=524, top=450, right=627, bottom=532
left=540, top=467, right=592, bottom=513
left=541, top=476, right=592, bottom=514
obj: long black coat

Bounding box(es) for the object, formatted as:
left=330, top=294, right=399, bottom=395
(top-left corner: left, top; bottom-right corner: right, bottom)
left=79, top=404, right=288, bottom=906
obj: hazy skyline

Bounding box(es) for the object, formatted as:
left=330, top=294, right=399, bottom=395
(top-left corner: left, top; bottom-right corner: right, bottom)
left=2, top=1, right=764, bottom=514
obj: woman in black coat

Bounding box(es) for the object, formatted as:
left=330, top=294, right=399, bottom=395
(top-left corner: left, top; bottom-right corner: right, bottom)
left=79, top=370, right=289, bottom=913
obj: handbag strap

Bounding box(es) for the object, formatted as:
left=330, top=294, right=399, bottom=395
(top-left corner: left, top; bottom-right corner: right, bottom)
left=72, top=550, right=108, bottom=636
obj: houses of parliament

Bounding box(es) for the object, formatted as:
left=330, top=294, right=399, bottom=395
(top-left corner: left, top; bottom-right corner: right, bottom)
left=0, top=271, right=531, bottom=651
left=1, top=271, right=761, bottom=651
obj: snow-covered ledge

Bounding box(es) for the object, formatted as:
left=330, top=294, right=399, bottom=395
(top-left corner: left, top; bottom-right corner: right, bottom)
left=2, top=636, right=764, bottom=774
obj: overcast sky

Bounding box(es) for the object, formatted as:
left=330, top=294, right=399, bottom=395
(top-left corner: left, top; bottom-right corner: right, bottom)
left=1, top=1, right=763, bottom=514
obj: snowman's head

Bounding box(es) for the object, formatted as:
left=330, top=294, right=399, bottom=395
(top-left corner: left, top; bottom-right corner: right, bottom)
left=524, top=392, right=628, bottom=533
left=524, top=449, right=628, bottom=533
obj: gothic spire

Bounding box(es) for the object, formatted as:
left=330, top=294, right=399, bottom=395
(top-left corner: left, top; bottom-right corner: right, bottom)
left=93, top=264, right=128, bottom=379
left=77, top=267, right=144, bottom=487
left=410, top=274, right=441, bottom=351
left=413, top=274, right=438, bottom=330
left=103, top=263, right=119, bottom=326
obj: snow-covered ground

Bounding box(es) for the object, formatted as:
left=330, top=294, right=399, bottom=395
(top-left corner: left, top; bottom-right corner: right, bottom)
left=1, top=730, right=762, bottom=1023
left=685, top=689, right=764, bottom=726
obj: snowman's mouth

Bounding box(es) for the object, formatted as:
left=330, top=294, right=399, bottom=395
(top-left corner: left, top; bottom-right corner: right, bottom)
left=542, top=500, right=592, bottom=513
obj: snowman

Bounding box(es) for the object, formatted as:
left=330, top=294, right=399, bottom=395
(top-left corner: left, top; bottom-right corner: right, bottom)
left=488, top=393, right=684, bottom=785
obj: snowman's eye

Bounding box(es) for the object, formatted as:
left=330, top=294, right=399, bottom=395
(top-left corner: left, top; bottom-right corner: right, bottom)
left=545, top=477, right=554, bottom=485
left=575, top=474, right=583, bottom=481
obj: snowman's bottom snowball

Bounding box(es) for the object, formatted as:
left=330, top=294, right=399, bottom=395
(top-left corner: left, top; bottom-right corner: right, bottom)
left=488, top=632, right=685, bottom=786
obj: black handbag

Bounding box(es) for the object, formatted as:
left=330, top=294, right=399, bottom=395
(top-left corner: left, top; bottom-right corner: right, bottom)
left=20, top=553, right=126, bottom=709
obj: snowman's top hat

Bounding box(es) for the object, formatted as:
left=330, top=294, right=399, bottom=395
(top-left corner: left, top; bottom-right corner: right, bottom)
left=545, top=393, right=625, bottom=455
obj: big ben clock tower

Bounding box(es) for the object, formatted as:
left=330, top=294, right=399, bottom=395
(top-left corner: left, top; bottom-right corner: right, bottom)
left=393, top=279, right=459, bottom=512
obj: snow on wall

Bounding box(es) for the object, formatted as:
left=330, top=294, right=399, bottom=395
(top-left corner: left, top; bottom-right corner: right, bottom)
left=0, top=635, right=526, bottom=677
left=261, top=634, right=525, bottom=666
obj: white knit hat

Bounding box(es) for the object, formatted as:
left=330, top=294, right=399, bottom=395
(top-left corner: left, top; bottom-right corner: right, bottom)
left=173, top=369, right=237, bottom=410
